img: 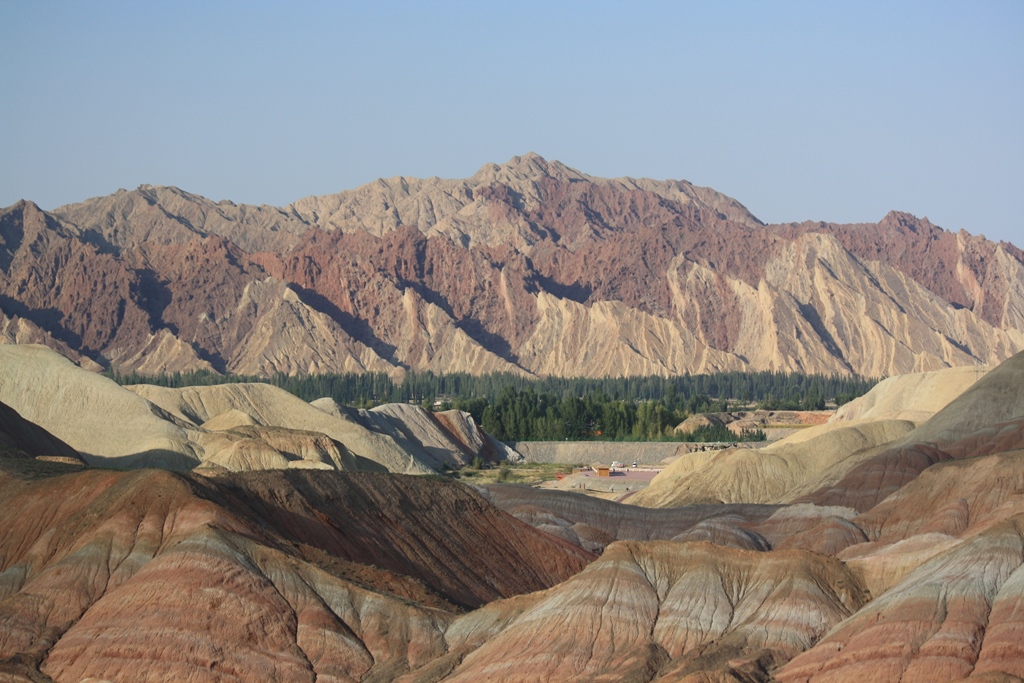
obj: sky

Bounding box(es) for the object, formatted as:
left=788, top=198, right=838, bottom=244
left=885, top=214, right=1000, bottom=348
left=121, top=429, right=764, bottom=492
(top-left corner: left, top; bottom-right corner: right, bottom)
left=1, top=1, right=1022, bottom=246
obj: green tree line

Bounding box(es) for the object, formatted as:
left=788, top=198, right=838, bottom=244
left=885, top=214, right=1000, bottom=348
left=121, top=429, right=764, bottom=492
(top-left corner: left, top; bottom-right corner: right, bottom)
left=475, top=387, right=771, bottom=442
left=106, top=368, right=874, bottom=441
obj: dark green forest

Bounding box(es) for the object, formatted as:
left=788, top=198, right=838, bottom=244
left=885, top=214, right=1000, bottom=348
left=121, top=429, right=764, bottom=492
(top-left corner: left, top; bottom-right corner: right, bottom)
left=107, top=369, right=875, bottom=442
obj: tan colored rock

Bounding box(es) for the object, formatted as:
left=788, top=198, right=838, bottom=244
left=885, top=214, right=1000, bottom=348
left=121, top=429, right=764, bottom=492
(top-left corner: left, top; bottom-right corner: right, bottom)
left=54, top=184, right=310, bottom=253
left=777, top=515, right=1024, bottom=683
left=288, top=152, right=762, bottom=250
left=674, top=413, right=727, bottom=433
left=428, top=540, right=866, bottom=683
left=198, top=425, right=345, bottom=472
left=831, top=364, right=986, bottom=424
left=7, top=155, right=1023, bottom=378
left=902, top=351, right=1024, bottom=446
left=481, top=484, right=778, bottom=553
left=798, top=353, right=1024, bottom=512
left=0, top=345, right=200, bottom=469
left=629, top=418, right=915, bottom=508
left=387, top=287, right=526, bottom=376
left=111, top=327, right=215, bottom=375
left=795, top=418, right=1024, bottom=514
left=0, top=466, right=593, bottom=682
left=222, top=277, right=397, bottom=376
left=359, top=403, right=475, bottom=469
left=516, top=291, right=741, bottom=377
left=0, top=400, right=82, bottom=462
left=0, top=310, right=102, bottom=371
left=634, top=353, right=1024, bottom=511
left=127, top=383, right=432, bottom=473
left=200, top=408, right=258, bottom=431
left=0, top=343, right=453, bottom=474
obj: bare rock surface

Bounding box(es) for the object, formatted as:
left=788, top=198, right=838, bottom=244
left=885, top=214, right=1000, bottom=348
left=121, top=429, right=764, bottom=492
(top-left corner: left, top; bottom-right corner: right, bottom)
left=797, top=352, right=1024, bottom=512
left=0, top=401, right=82, bottom=463
left=633, top=352, right=1024, bottom=511
left=127, top=383, right=431, bottom=473
left=4, top=155, right=1023, bottom=377
left=358, top=403, right=478, bottom=469
left=412, top=540, right=867, bottom=683
left=777, top=515, right=1024, bottom=683
left=196, top=425, right=345, bottom=471
left=2, top=359, right=1024, bottom=682
left=0, top=344, right=467, bottom=474
left=629, top=418, right=915, bottom=508
left=212, top=470, right=594, bottom=609
left=314, top=399, right=521, bottom=469
left=902, top=350, right=1024, bottom=446
left=220, top=277, right=398, bottom=376
left=480, top=484, right=778, bottom=552
left=831, top=364, right=985, bottom=424
left=0, top=465, right=592, bottom=682
left=797, top=418, right=1024, bottom=513
left=0, top=345, right=200, bottom=469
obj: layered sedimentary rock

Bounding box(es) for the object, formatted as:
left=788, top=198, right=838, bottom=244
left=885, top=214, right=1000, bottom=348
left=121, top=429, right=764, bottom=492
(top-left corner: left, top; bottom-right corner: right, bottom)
left=835, top=449, right=1024, bottom=596
left=628, top=418, right=917, bottom=508
left=798, top=352, right=1024, bottom=512
left=404, top=540, right=867, bottom=683
left=2, top=351, right=1024, bottom=681
left=2, top=154, right=1021, bottom=377
left=0, top=466, right=592, bottom=682
left=631, top=355, right=1022, bottom=510
left=343, top=402, right=513, bottom=470
left=0, top=344, right=201, bottom=469
left=0, top=344, right=471, bottom=474
left=778, top=515, right=1024, bottom=683
left=830, top=364, right=986, bottom=424
left=481, top=484, right=778, bottom=552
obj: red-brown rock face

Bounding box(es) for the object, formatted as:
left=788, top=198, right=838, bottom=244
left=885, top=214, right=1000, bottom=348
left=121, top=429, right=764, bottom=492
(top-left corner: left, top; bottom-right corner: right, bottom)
left=0, top=465, right=592, bottom=682
left=3, top=346, right=1024, bottom=682
left=410, top=540, right=867, bottom=683
left=1, top=154, right=1022, bottom=377
left=777, top=514, right=1024, bottom=683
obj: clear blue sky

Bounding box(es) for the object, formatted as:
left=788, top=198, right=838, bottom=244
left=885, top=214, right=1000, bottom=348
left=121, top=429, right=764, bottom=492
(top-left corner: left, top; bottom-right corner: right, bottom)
left=2, top=1, right=1022, bottom=246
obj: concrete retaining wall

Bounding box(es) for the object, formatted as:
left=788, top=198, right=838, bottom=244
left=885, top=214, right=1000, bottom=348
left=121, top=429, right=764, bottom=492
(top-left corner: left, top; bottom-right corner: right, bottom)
left=507, top=441, right=690, bottom=465
left=506, top=440, right=770, bottom=465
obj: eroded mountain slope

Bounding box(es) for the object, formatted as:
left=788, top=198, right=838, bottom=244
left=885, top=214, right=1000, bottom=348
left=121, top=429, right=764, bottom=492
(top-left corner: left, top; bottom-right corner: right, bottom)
left=400, top=540, right=867, bottom=683
left=0, top=465, right=592, bottom=682
left=631, top=354, right=1022, bottom=510
left=2, top=154, right=1021, bottom=377
left=0, top=344, right=476, bottom=474
left=2, top=347, right=1024, bottom=682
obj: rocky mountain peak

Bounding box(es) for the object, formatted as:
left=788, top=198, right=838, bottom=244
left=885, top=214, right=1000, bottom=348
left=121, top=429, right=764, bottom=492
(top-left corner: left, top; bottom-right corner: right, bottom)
left=472, top=152, right=588, bottom=185
left=2, top=158, right=1022, bottom=378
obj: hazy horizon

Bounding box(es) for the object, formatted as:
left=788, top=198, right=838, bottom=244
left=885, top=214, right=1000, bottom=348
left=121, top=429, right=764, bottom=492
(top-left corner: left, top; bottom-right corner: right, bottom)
left=2, top=1, right=1021, bottom=246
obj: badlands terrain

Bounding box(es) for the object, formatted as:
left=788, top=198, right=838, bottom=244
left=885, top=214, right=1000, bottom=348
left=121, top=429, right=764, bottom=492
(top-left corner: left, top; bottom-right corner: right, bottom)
left=2, top=156, right=1024, bottom=681
left=2, top=154, right=1023, bottom=378
left=1, top=340, right=1023, bottom=681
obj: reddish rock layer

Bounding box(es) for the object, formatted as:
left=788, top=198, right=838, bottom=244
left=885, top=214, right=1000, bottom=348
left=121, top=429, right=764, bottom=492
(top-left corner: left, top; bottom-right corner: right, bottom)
left=3, top=154, right=1021, bottom=377
left=481, top=484, right=778, bottom=552
left=777, top=515, right=1024, bottom=683
left=212, top=471, right=594, bottom=609
left=0, top=465, right=592, bottom=681
left=799, top=418, right=1024, bottom=513
left=409, top=540, right=867, bottom=683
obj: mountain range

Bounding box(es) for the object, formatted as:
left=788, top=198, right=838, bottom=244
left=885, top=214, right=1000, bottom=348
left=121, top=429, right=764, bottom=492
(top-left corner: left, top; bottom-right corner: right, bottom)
left=2, top=153, right=1022, bottom=378
left=2, top=342, right=1023, bottom=681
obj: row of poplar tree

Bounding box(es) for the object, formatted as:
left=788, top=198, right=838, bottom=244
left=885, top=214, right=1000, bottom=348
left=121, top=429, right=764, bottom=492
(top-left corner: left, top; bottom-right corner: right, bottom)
left=107, top=369, right=875, bottom=442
